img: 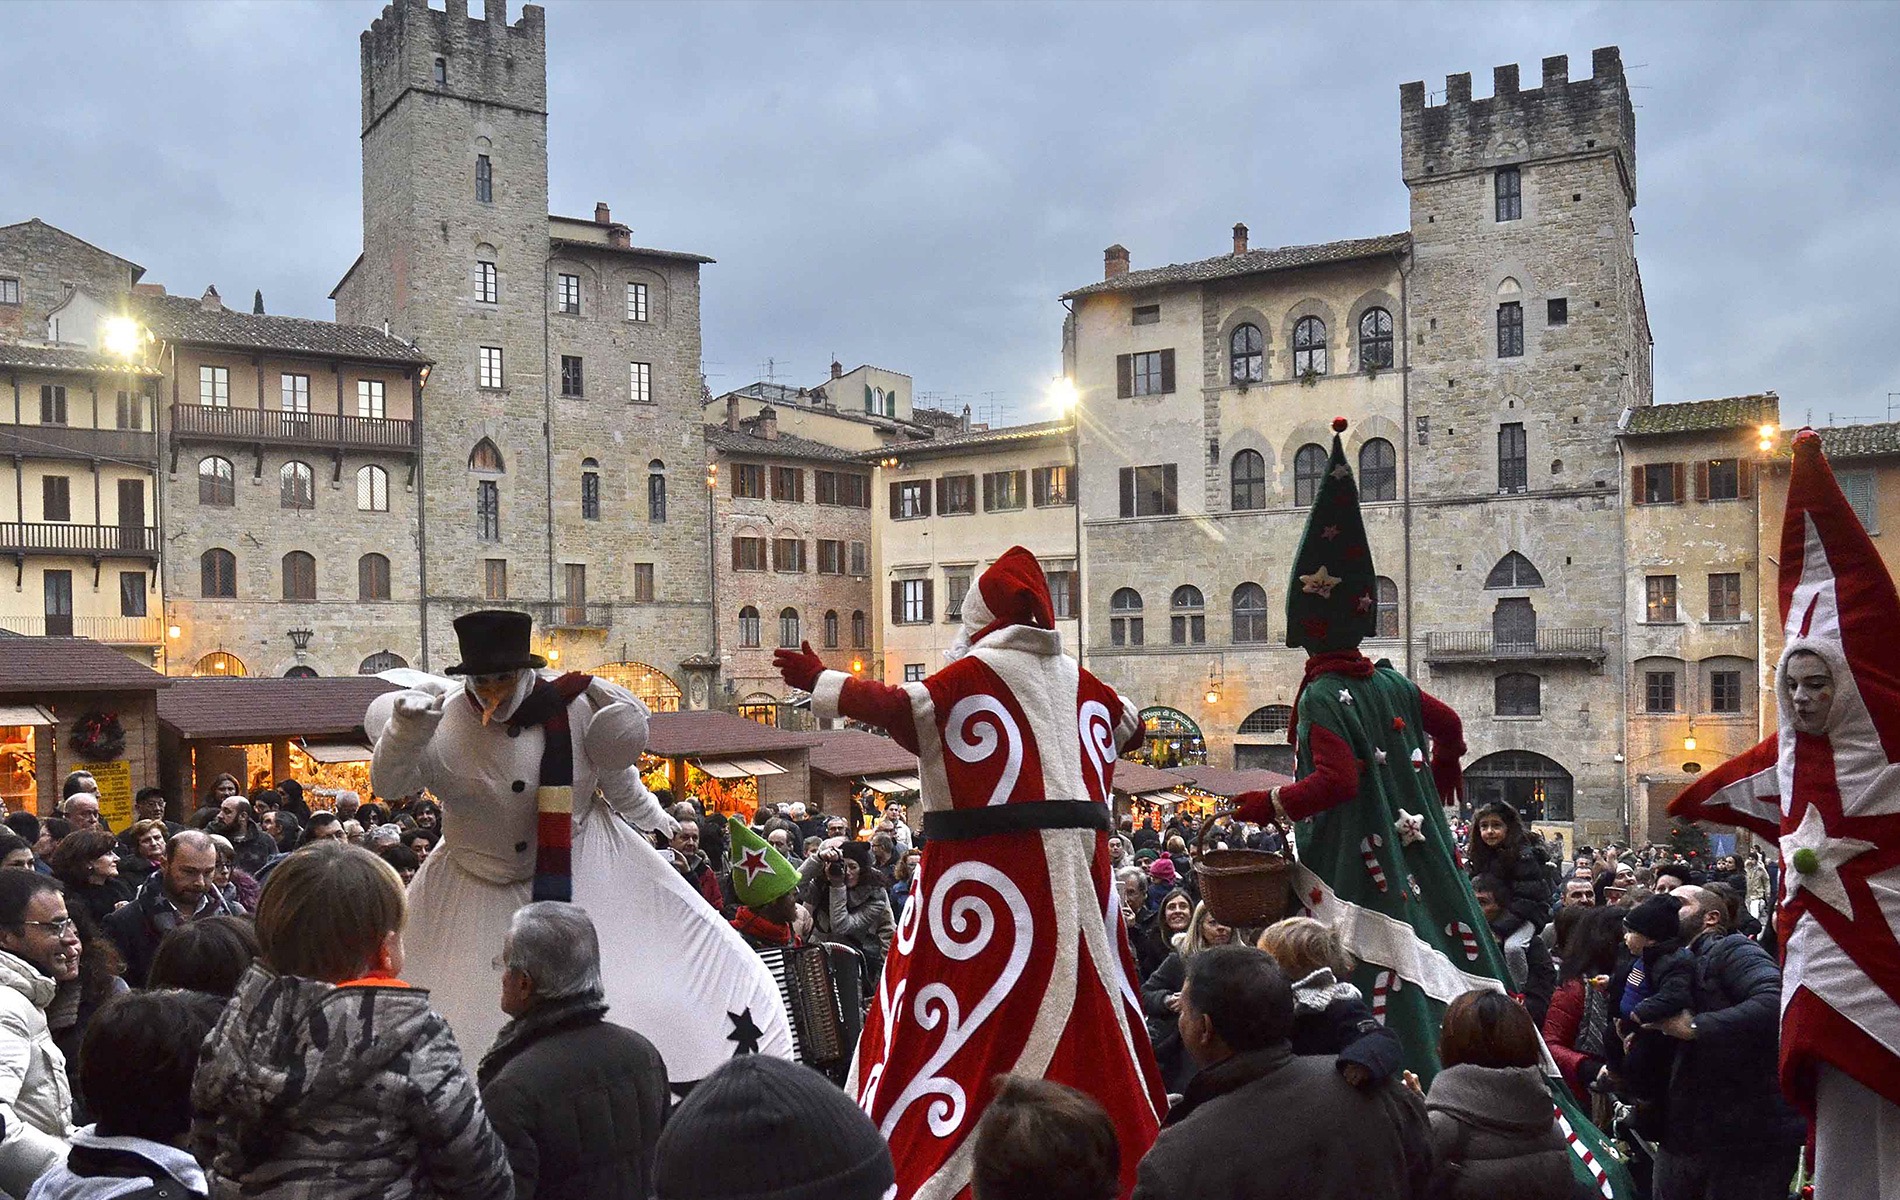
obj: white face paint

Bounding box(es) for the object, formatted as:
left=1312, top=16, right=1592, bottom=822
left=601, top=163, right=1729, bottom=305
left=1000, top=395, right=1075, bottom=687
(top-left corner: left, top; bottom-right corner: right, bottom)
left=468, top=669, right=531, bottom=725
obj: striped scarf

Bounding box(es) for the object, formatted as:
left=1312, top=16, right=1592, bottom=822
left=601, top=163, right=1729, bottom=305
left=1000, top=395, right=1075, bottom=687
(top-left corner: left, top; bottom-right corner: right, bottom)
left=504, top=672, right=594, bottom=902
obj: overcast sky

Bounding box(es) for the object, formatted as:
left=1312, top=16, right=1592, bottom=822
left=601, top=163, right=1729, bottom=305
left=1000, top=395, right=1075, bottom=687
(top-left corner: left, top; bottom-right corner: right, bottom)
left=3, top=1, right=1896, bottom=427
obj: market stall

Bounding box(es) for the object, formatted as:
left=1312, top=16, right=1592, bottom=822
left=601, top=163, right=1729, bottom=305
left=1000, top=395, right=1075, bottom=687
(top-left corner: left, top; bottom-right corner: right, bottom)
left=641, top=710, right=819, bottom=821
left=1165, top=765, right=1296, bottom=823
left=0, top=636, right=169, bottom=820
left=156, top=675, right=400, bottom=809
left=1109, top=759, right=1184, bottom=824
left=805, top=729, right=921, bottom=825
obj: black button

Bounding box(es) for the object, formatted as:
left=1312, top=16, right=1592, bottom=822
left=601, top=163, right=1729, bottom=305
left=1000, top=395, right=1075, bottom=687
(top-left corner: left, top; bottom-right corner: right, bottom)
left=515, top=841, right=529, bottom=853
left=507, top=727, right=521, bottom=739
left=511, top=780, right=526, bottom=793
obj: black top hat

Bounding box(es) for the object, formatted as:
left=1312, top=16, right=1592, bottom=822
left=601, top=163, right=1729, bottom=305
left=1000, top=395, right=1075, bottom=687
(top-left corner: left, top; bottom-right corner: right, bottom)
left=444, top=610, right=547, bottom=676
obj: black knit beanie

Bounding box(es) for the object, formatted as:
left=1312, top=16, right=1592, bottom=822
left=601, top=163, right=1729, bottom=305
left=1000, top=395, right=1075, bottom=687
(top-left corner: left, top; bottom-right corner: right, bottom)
left=655, top=1056, right=894, bottom=1200
left=1623, top=894, right=1682, bottom=943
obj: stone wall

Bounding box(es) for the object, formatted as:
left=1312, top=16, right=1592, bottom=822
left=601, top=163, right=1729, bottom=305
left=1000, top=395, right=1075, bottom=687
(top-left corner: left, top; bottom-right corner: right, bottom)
left=0, top=219, right=141, bottom=338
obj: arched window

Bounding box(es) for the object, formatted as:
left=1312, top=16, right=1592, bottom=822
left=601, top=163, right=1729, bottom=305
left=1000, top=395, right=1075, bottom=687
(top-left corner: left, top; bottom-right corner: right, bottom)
left=433, top=56, right=447, bottom=86
left=1293, top=443, right=1328, bottom=507
left=738, top=606, right=760, bottom=648
left=1374, top=576, right=1399, bottom=639
left=279, top=461, right=314, bottom=510
left=851, top=610, right=867, bottom=648
left=1359, top=438, right=1397, bottom=502
left=198, top=456, right=234, bottom=507
left=581, top=457, right=601, bottom=521
left=1230, top=449, right=1266, bottom=511
left=1358, top=308, right=1393, bottom=369
left=1484, top=552, right=1545, bottom=589
left=1171, top=585, right=1205, bottom=645
left=648, top=459, right=667, bottom=523
left=356, top=464, right=388, bottom=512
left=1109, top=587, right=1143, bottom=647
left=1238, top=704, right=1293, bottom=736
left=358, top=552, right=391, bottom=601
left=823, top=609, right=840, bottom=648
left=282, top=551, right=316, bottom=600
left=1232, top=582, right=1269, bottom=643
left=779, top=607, right=801, bottom=648
left=1293, top=316, right=1327, bottom=376
left=1229, top=323, right=1263, bottom=383
left=200, top=548, right=236, bottom=598
left=193, top=651, right=246, bottom=677
left=360, top=650, right=409, bottom=674
left=284, top=665, right=318, bottom=679
left=1466, top=750, right=1572, bottom=822
left=469, top=438, right=504, bottom=472
left=1495, top=672, right=1541, bottom=716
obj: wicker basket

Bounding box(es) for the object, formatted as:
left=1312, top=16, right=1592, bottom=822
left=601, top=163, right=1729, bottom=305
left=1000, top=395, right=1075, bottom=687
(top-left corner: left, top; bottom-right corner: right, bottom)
left=1193, top=809, right=1295, bottom=929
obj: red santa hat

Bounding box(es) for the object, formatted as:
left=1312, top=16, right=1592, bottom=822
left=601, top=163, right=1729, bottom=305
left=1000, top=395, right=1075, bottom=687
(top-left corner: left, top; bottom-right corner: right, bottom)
left=961, top=546, right=1056, bottom=643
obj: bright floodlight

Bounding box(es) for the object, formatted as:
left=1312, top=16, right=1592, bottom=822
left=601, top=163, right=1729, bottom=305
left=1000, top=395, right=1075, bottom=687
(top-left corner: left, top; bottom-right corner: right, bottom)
left=1048, top=377, right=1079, bottom=413
left=101, top=316, right=143, bottom=359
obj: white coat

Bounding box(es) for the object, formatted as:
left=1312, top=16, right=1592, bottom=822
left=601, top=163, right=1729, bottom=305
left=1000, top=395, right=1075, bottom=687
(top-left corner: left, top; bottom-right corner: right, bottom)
left=0, top=948, right=71, bottom=1197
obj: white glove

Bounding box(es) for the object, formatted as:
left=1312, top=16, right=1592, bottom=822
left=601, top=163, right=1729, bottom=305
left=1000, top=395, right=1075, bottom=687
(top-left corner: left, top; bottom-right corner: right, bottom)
left=390, top=692, right=444, bottom=737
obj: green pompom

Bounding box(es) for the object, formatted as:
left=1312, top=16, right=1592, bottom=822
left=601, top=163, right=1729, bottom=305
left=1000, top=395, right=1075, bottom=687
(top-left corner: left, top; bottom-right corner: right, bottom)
left=1792, top=848, right=1819, bottom=875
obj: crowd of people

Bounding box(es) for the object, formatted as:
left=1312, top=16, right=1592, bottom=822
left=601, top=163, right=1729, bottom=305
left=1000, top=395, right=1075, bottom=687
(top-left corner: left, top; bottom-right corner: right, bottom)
left=0, top=763, right=1802, bottom=1200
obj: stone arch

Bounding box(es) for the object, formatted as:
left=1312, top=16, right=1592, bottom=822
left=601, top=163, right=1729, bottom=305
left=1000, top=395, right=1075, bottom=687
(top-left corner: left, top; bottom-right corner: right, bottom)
left=1346, top=288, right=1400, bottom=372
left=1217, top=304, right=1273, bottom=384
left=193, top=650, right=248, bottom=677
left=594, top=661, right=683, bottom=714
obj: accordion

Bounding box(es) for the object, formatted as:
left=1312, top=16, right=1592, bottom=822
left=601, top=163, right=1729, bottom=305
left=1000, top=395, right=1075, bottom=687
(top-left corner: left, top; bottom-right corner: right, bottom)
left=759, top=943, right=855, bottom=1079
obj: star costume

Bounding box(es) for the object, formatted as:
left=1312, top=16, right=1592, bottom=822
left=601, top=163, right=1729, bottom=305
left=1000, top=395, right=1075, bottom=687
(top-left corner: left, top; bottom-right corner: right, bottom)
left=1232, top=421, right=1632, bottom=1198
left=367, top=610, right=793, bottom=1083
left=1670, top=428, right=1900, bottom=1198
left=775, top=547, right=1164, bottom=1200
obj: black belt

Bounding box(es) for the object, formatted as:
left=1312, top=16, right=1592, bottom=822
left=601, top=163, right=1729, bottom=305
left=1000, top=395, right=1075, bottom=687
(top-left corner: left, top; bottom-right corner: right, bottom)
left=923, top=800, right=1112, bottom=842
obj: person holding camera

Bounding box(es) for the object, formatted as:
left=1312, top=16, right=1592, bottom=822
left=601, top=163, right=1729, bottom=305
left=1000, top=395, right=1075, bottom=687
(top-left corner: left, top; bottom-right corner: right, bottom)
left=800, top=840, right=893, bottom=988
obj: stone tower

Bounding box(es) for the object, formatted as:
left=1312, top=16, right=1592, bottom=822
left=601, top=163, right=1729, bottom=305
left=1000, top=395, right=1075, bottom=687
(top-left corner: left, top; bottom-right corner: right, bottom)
left=338, top=0, right=713, bottom=700
left=1400, top=49, right=1650, bottom=836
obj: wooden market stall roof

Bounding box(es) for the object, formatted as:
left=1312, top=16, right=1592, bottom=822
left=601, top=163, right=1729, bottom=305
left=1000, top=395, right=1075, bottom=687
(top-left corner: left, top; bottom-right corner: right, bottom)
left=0, top=635, right=170, bottom=694
left=156, top=676, right=399, bottom=742
left=805, top=729, right=920, bottom=794
left=1168, top=765, right=1294, bottom=798
left=1110, top=759, right=1181, bottom=797
left=646, top=710, right=821, bottom=777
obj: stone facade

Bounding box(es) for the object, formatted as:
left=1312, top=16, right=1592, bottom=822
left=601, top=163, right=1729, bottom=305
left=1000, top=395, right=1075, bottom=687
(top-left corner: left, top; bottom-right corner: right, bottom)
left=334, top=0, right=711, bottom=709
left=1064, top=48, right=1650, bottom=838
left=0, top=220, right=142, bottom=340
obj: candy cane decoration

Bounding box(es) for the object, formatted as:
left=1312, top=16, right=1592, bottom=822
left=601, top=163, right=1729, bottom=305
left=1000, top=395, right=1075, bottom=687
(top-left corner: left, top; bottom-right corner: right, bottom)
left=1359, top=834, right=1388, bottom=893
left=1371, top=969, right=1402, bottom=1024
left=1446, top=921, right=1481, bottom=962
left=1554, top=1105, right=1613, bottom=1199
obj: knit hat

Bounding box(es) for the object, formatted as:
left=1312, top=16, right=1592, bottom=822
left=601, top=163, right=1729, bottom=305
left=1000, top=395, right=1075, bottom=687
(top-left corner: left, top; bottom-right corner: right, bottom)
left=727, top=816, right=800, bottom=909
left=655, top=1056, right=894, bottom=1200
left=1624, top=894, right=1683, bottom=942
left=840, top=841, right=873, bottom=872
left=1133, top=847, right=1159, bottom=865
left=1148, top=857, right=1178, bottom=884
left=961, top=545, right=1056, bottom=642
left=1285, top=418, right=1378, bottom=652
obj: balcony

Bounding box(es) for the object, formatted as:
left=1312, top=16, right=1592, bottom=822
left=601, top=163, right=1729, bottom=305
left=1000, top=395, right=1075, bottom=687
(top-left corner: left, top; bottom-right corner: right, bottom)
left=1424, top=627, right=1606, bottom=666
left=0, top=615, right=163, bottom=644
left=0, top=522, right=157, bottom=558
left=170, top=403, right=417, bottom=453
left=540, top=601, right=614, bottom=631
left=0, top=425, right=157, bottom=465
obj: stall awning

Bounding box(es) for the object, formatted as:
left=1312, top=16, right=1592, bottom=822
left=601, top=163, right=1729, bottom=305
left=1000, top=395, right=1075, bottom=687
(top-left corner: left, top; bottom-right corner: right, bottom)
left=862, top=774, right=922, bottom=795
left=693, top=757, right=787, bottom=780
left=0, top=705, right=55, bottom=728
left=299, top=739, right=373, bottom=764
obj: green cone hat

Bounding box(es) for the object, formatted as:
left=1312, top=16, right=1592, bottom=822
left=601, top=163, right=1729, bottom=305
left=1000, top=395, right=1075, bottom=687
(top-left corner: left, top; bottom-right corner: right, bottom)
left=1285, top=417, right=1378, bottom=652
left=726, top=815, right=801, bottom=908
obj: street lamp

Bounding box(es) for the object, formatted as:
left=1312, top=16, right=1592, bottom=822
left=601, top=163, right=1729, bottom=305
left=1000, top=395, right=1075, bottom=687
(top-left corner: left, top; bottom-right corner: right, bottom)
left=1757, top=424, right=1778, bottom=455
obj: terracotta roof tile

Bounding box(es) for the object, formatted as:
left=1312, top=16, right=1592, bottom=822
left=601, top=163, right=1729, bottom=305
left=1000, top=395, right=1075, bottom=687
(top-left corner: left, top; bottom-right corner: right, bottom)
left=0, top=635, right=168, bottom=694
left=1805, top=421, right=1900, bottom=460
left=156, top=676, right=399, bottom=741
left=134, top=294, right=430, bottom=365
left=703, top=424, right=863, bottom=463
left=863, top=419, right=1069, bottom=460
left=1063, top=232, right=1411, bottom=299
left=0, top=343, right=162, bottom=378
left=644, top=710, right=820, bottom=759
left=804, top=730, right=918, bottom=779
left=1621, top=394, right=1780, bottom=436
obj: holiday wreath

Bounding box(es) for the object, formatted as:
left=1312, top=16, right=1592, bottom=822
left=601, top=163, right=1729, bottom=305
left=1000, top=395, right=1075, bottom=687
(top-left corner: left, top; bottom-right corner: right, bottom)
left=68, top=710, right=126, bottom=761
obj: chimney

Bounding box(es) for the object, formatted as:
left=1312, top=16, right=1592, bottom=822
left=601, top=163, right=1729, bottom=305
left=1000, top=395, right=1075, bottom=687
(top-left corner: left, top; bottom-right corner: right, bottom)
left=594, top=202, right=611, bottom=225
left=1232, top=224, right=1249, bottom=255
left=252, top=289, right=265, bottom=315
left=960, top=404, right=972, bottom=435
left=200, top=286, right=222, bottom=312
left=830, top=360, right=842, bottom=379
left=1104, top=244, right=1129, bottom=279
left=608, top=224, right=630, bottom=249
left=758, top=406, right=779, bottom=440
left=725, top=393, right=740, bottom=431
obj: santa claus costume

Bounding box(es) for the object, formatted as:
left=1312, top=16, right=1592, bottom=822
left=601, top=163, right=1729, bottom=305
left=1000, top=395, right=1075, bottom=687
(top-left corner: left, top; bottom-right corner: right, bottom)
left=369, top=610, right=793, bottom=1081
left=1671, top=428, right=1900, bottom=1199
left=776, top=547, right=1164, bottom=1200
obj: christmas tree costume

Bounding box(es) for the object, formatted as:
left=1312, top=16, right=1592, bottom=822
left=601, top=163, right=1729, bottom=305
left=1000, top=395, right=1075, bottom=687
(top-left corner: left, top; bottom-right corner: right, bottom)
left=776, top=547, right=1165, bottom=1200
left=368, top=610, right=793, bottom=1084
left=1232, top=421, right=1632, bottom=1198
left=1671, top=429, right=1900, bottom=1199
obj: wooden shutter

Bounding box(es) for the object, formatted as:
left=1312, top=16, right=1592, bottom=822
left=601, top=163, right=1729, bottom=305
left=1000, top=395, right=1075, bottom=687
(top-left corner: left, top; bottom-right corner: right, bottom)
left=1693, top=460, right=1708, bottom=501
left=1119, top=467, right=1134, bottom=517
left=891, top=580, right=904, bottom=624
left=731, top=539, right=741, bottom=571
left=982, top=473, right=995, bottom=511
left=922, top=580, right=934, bottom=624
left=1159, top=349, right=1176, bottom=394
left=889, top=480, right=902, bottom=516
left=918, top=482, right=931, bottom=517
left=1739, top=458, right=1757, bottom=500
left=1162, top=463, right=1179, bottom=513
left=1671, top=462, right=1686, bottom=504
left=1012, top=470, right=1027, bottom=503
left=1116, top=354, right=1132, bottom=399
left=936, top=477, right=947, bottom=514
left=1630, top=465, right=1645, bottom=503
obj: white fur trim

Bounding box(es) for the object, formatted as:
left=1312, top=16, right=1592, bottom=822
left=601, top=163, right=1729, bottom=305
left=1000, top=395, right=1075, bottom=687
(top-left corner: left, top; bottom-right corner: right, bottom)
left=969, top=641, right=1083, bottom=803
left=961, top=581, right=995, bottom=641
left=908, top=684, right=951, bottom=812
left=812, top=669, right=849, bottom=721
left=1294, top=864, right=1502, bottom=1005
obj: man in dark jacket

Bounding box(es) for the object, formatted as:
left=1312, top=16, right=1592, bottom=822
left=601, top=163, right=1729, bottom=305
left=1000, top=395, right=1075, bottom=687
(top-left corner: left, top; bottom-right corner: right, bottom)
left=1474, top=876, right=1556, bottom=1025
left=103, top=830, right=235, bottom=987
left=1132, top=946, right=1430, bottom=1200
left=480, top=901, right=669, bottom=1200
left=1641, top=885, right=1805, bottom=1200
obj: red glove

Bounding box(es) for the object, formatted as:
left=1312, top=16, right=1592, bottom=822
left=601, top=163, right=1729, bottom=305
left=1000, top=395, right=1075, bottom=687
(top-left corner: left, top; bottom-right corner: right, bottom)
left=773, top=641, right=824, bottom=692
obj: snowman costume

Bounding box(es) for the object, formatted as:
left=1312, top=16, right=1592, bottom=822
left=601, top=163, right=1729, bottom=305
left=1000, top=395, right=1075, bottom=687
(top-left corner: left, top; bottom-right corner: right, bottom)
left=368, top=610, right=793, bottom=1080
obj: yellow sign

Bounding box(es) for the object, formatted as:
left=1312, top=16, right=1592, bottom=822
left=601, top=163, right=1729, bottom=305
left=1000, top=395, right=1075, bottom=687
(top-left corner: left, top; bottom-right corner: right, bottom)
left=89, top=760, right=133, bottom=832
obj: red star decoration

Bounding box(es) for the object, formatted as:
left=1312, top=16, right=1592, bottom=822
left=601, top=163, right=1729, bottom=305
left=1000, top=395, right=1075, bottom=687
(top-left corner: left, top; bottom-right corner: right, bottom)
left=1392, top=717, right=1406, bottom=731
left=1309, top=886, right=1324, bottom=907
left=736, top=845, right=773, bottom=886
left=1320, top=525, right=1341, bottom=540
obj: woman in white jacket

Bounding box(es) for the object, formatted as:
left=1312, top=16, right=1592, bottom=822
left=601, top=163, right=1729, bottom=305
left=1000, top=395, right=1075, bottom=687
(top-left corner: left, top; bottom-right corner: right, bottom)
left=0, top=870, right=78, bottom=1196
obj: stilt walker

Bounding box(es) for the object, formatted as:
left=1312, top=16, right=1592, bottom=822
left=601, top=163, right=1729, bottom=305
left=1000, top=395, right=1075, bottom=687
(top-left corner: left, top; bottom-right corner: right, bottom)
left=1230, top=420, right=1632, bottom=1198
left=775, top=547, right=1164, bottom=1200
left=1671, top=428, right=1900, bottom=1200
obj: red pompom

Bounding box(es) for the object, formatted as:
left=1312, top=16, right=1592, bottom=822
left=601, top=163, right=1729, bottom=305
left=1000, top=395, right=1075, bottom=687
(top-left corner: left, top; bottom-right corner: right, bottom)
left=1331, top=416, right=1349, bottom=432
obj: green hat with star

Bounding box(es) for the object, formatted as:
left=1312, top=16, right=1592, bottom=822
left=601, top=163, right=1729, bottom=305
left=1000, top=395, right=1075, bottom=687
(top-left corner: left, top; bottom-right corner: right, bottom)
left=727, top=815, right=801, bottom=908
left=1285, top=417, right=1378, bottom=653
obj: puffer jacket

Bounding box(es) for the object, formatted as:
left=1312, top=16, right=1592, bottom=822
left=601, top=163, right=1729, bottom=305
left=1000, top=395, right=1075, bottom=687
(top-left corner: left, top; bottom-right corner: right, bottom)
left=191, top=963, right=512, bottom=1200
left=1424, top=1063, right=1575, bottom=1200
left=1287, top=967, right=1404, bottom=1084
left=0, top=947, right=72, bottom=1197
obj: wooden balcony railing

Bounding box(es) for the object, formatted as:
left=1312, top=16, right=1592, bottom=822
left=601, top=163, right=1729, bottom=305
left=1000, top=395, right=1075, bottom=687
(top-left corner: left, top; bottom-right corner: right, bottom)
left=0, top=614, right=163, bottom=643
left=1423, top=627, right=1606, bottom=664
left=0, top=425, right=157, bottom=464
left=0, top=522, right=157, bottom=556
left=170, top=403, right=417, bottom=451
